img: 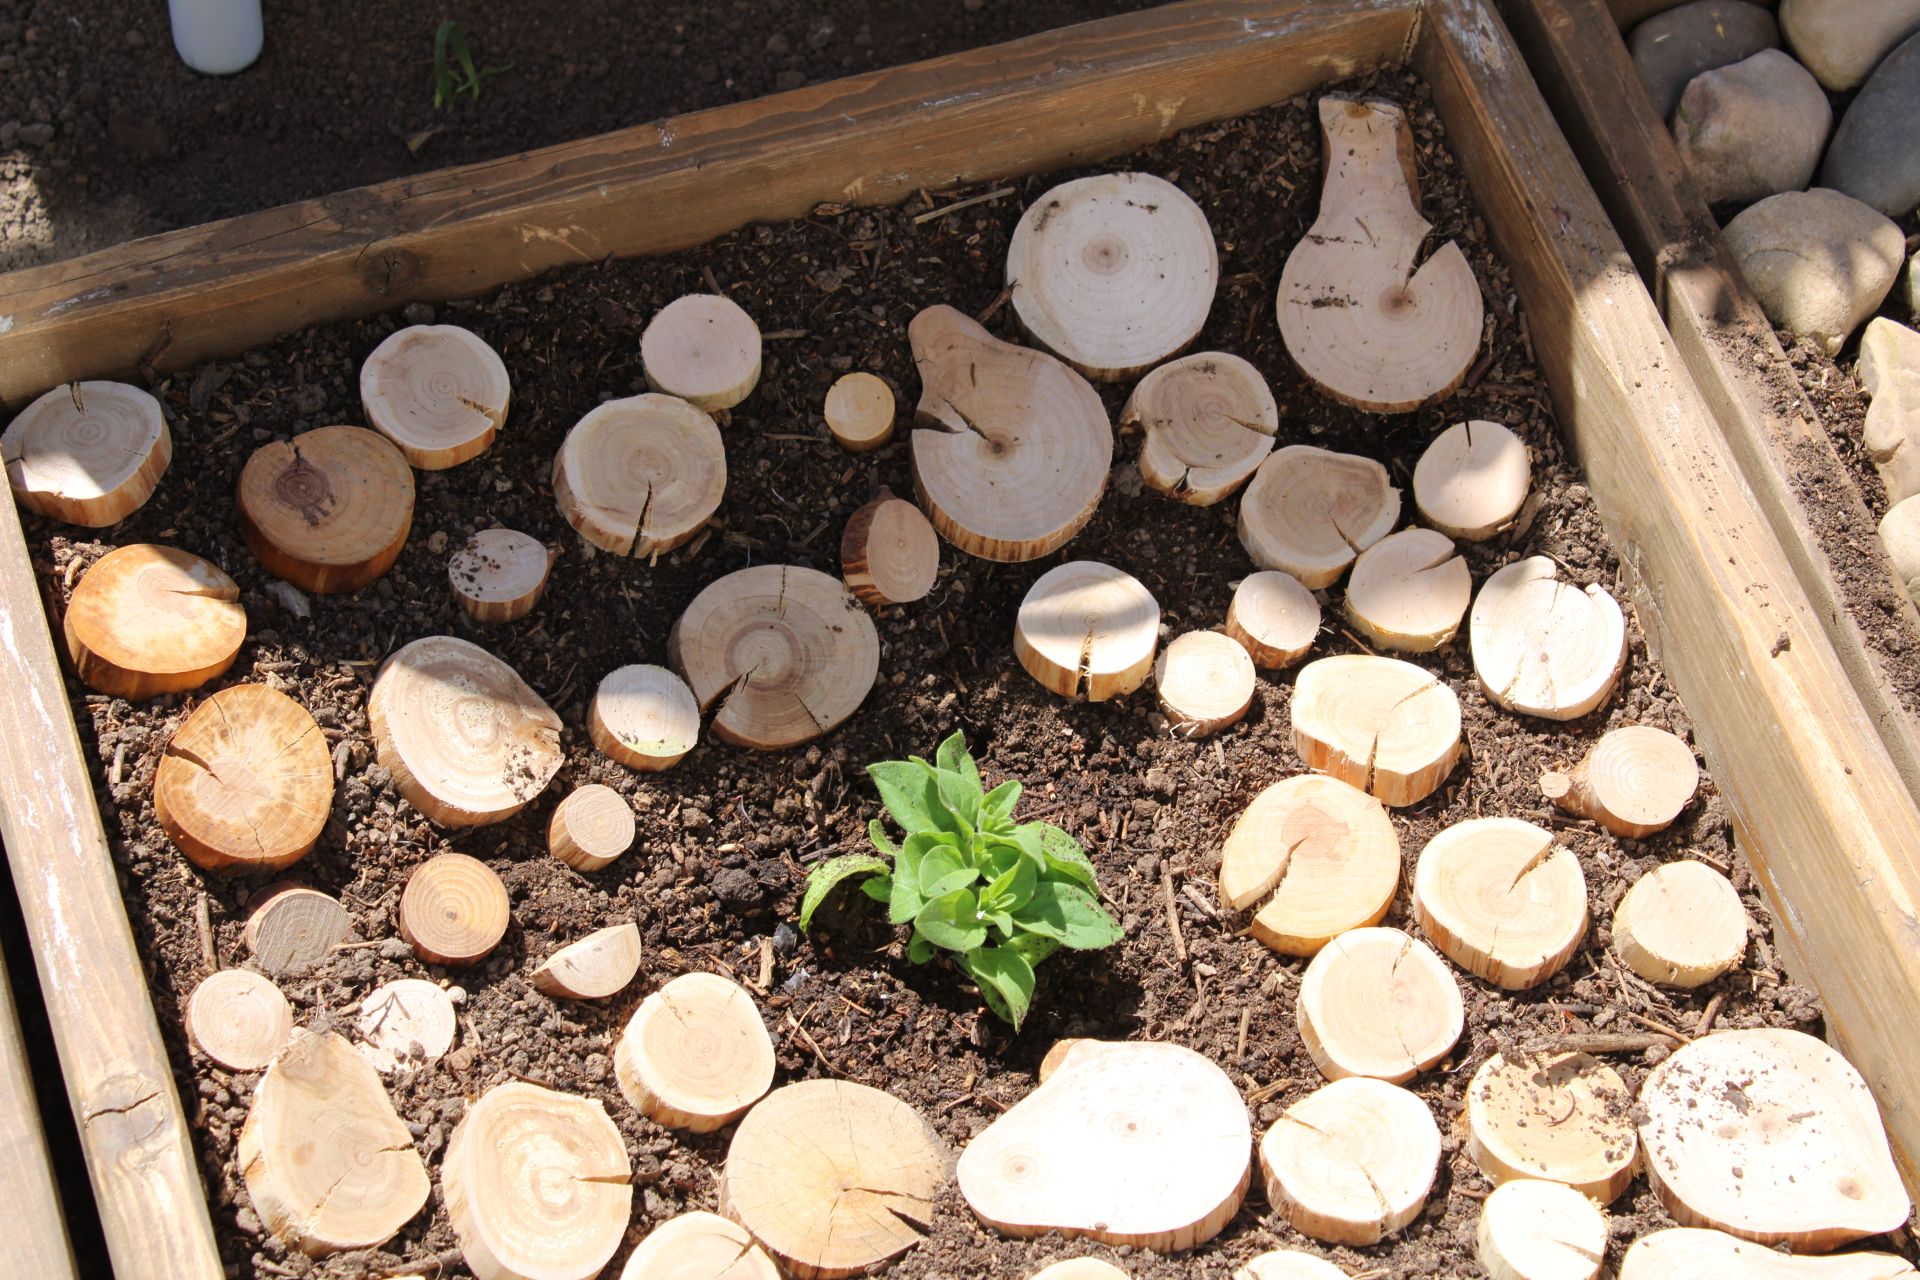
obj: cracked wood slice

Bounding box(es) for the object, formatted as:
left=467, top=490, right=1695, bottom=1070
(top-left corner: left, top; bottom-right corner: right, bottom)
left=185, top=969, right=293, bottom=1072
left=1228, top=570, right=1320, bottom=668
left=623, top=1211, right=781, bottom=1280
left=448, top=528, right=552, bottom=623
left=1471, top=557, right=1627, bottom=721
left=356, top=978, right=456, bottom=1075
left=722, top=1079, right=949, bottom=1280
left=1030, top=1263, right=1129, bottom=1280
left=1218, top=774, right=1399, bottom=957
left=841, top=490, right=939, bottom=606
left=1413, top=818, right=1588, bottom=990
left=532, top=922, right=643, bottom=1000
left=958, top=1040, right=1250, bottom=1250
left=1612, top=861, right=1748, bottom=989
left=1238, top=445, right=1400, bottom=588
left=1540, top=726, right=1698, bottom=839
left=591, top=663, right=700, bottom=770
left=824, top=372, right=895, bottom=452
left=243, top=883, right=349, bottom=976
left=237, top=425, right=415, bottom=593
left=1155, top=630, right=1255, bottom=736
left=1476, top=1179, right=1607, bottom=1280
left=1235, top=1252, right=1353, bottom=1280
left=1621, top=1228, right=1920, bottom=1279
left=398, top=853, right=509, bottom=968
left=1277, top=96, right=1482, bottom=413
left=63, top=543, right=245, bottom=699
left=908, top=304, right=1111, bottom=562
left=2, top=380, right=171, bottom=526
left=1259, top=1076, right=1440, bottom=1246
left=553, top=392, right=727, bottom=556
left=359, top=323, right=510, bottom=469
left=1297, top=927, right=1463, bottom=1083
left=642, top=293, right=762, bottom=411
left=617, top=971, right=775, bottom=1132
left=1413, top=420, right=1530, bottom=541
left=1123, top=351, right=1276, bottom=506
left=369, top=635, right=563, bottom=826
left=154, top=684, right=331, bottom=874
left=1014, top=560, right=1160, bottom=701
left=1345, top=527, right=1470, bottom=653
left=668, top=564, right=880, bottom=749
left=1466, top=1051, right=1639, bottom=1204
left=1291, top=654, right=1462, bottom=806
left=547, top=784, right=636, bottom=872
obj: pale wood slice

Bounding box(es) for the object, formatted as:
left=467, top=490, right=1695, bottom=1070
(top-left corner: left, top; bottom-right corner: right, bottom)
left=552, top=392, right=727, bottom=557
left=1036, top=1037, right=1114, bottom=1084
left=956, top=1040, right=1251, bottom=1251
left=908, top=304, right=1111, bottom=562
left=369, top=635, right=563, bottom=826
left=2, top=380, right=171, bottom=526
left=1123, top=352, right=1276, bottom=506
left=547, top=784, right=636, bottom=872
left=237, top=1029, right=429, bottom=1255
left=443, top=1081, right=632, bottom=1280
left=1345, top=527, right=1471, bottom=653
left=1291, top=654, right=1462, bottom=806
left=1014, top=560, right=1160, bottom=701
left=1476, top=1179, right=1607, bottom=1280
left=1239, top=445, right=1401, bottom=588
left=1259, top=1076, right=1440, bottom=1246
left=1029, top=1262, right=1130, bottom=1280
left=185, top=969, right=292, bottom=1072
left=617, top=972, right=774, bottom=1132
left=398, top=853, right=509, bottom=968
left=154, top=684, right=331, bottom=875
left=1218, top=773, right=1399, bottom=957
left=668, top=564, right=880, bottom=749
left=1227, top=570, right=1320, bottom=668
left=722, top=1079, right=950, bottom=1280
left=532, top=922, right=644, bottom=1000
left=825, top=372, right=896, bottom=452
left=591, top=663, right=700, bottom=770
left=355, top=978, right=457, bottom=1075
left=1413, top=420, right=1531, bottom=541
left=1277, top=97, right=1482, bottom=413
left=1612, top=861, right=1748, bottom=989
left=1539, top=726, right=1699, bottom=838
left=623, top=1211, right=781, bottom=1280
left=448, top=528, right=552, bottom=623
left=62, top=543, right=245, bottom=699
left=1471, top=557, right=1627, bottom=721
left=1466, top=1051, right=1639, bottom=1204
left=236, top=425, right=415, bottom=594
left=1155, top=630, right=1255, bottom=736
left=841, top=490, right=939, bottom=606
left=1620, top=1228, right=1920, bottom=1279
left=1235, top=1252, right=1352, bottom=1280
left=1413, top=818, right=1588, bottom=990
left=642, top=293, right=763, bottom=411
left=243, top=883, right=349, bottom=976
left=359, top=324, right=510, bottom=469
left=1298, top=927, right=1463, bottom=1083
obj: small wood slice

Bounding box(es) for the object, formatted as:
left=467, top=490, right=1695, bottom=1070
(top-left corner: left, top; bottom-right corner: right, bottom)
left=1239, top=445, right=1401, bottom=588
left=1259, top=1076, right=1440, bottom=1246
left=359, top=324, right=510, bottom=469
left=236, top=425, right=415, bottom=594
left=668, top=565, right=880, bottom=750
left=1014, top=561, right=1160, bottom=701
left=547, top=784, right=636, bottom=872
left=1345, top=527, right=1471, bottom=653
left=1466, top=1052, right=1638, bottom=1204
left=1155, top=630, right=1255, bottom=736
left=722, top=1079, right=950, bottom=1280
left=1029, top=1262, right=1130, bottom=1280
left=1620, top=1228, right=1920, bottom=1279
left=825, top=372, right=896, bottom=452
left=1227, top=570, right=1321, bottom=669
left=1413, top=818, right=1588, bottom=990
left=2, top=380, right=171, bottom=526
left=552, top=393, right=728, bottom=557
left=1298, top=927, right=1462, bottom=1083
left=1218, top=774, right=1399, bottom=957
left=1471, top=557, right=1627, bottom=721
left=590, top=663, right=701, bottom=770
left=398, top=853, right=510, bottom=968
left=623, top=1212, right=781, bottom=1280
left=1235, top=1252, right=1352, bottom=1280
left=909, top=304, right=1111, bottom=562
left=1476, top=1179, right=1607, bottom=1280
left=356, top=977, right=457, bottom=1075
left=243, top=883, right=349, bottom=976
left=1123, top=352, right=1276, bottom=506
left=448, top=528, right=552, bottom=623
left=185, top=969, right=293, bottom=1072
left=1539, top=726, right=1699, bottom=838
left=642, top=293, right=763, bottom=411
left=63, top=543, right=245, bottom=699
left=1413, top=420, right=1530, bottom=541
left=1612, top=861, right=1748, bottom=989
left=616, top=971, right=775, bottom=1131
left=1277, top=97, right=1482, bottom=412
left=841, top=491, right=939, bottom=606
left=532, top=922, right=644, bottom=1000
left=1291, top=654, right=1462, bottom=807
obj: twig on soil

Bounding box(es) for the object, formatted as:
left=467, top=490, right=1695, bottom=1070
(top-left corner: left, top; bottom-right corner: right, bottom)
left=752, top=936, right=773, bottom=993
left=1697, top=991, right=1728, bottom=1036
left=1247, top=1076, right=1295, bottom=1106
left=195, top=892, right=217, bottom=975
left=1162, top=871, right=1188, bottom=965
left=785, top=1013, right=845, bottom=1077
left=1518, top=1032, right=1675, bottom=1056
left=373, top=1249, right=464, bottom=1278
left=974, top=283, right=1017, bottom=325
left=1236, top=1007, right=1251, bottom=1063
left=913, top=186, right=1015, bottom=225
left=1623, top=1010, right=1693, bottom=1043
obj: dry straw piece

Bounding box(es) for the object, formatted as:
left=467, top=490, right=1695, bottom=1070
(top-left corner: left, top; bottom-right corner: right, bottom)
left=1155, top=630, right=1256, bottom=736
left=185, top=969, right=293, bottom=1072
left=1297, top=927, right=1462, bottom=1083
left=1291, top=654, right=1461, bottom=806
left=447, top=528, right=552, bottom=623
left=359, top=323, right=510, bottom=469
left=243, top=883, right=349, bottom=977
left=531, top=922, right=644, bottom=1001
left=1474, top=1179, right=1607, bottom=1280
left=1466, top=1051, right=1638, bottom=1204
left=552, top=392, right=727, bottom=557
left=590, top=663, right=700, bottom=770
left=355, top=977, right=457, bottom=1075
left=1413, top=420, right=1531, bottom=540
left=1539, top=725, right=1698, bottom=838
left=841, top=490, right=939, bottom=606
left=398, top=852, right=510, bottom=968
left=824, top=371, right=896, bottom=451
left=2, top=380, right=171, bottom=526
left=1238, top=445, right=1400, bottom=588
left=616, top=971, right=775, bottom=1132
left=1226, top=569, right=1321, bottom=668
left=63, top=543, right=246, bottom=699
left=1259, top=1076, right=1440, bottom=1246
left=236, top=424, right=415, bottom=593
left=1471, top=556, right=1627, bottom=721
left=1413, top=817, right=1588, bottom=990
left=1344, top=526, right=1471, bottom=653
left=622, top=1211, right=781, bottom=1280
left=1620, top=1228, right=1920, bottom=1279
left=641, top=293, right=763, bottom=411
left=1611, top=860, right=1748, bottom=988
left=547, top=784, right=636, bottom=872
left=1218, top=773, right=1399, bottom=957
left=1014, top=560, right=1161, bottom=701
left=1123, top=351, right=1276, bottom=505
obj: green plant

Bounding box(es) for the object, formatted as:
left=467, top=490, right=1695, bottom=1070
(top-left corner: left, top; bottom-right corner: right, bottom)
left=431, top=20, right=510, bottom=110
left=800, top=731, right=1123, bottom=1028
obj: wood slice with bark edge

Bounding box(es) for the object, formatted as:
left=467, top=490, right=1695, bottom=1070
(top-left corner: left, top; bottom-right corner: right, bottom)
left=62, top=543, right=245, bottom=699
left=1238, top=445, right=1401, bottom=588
left=824, top=372, right=895, bottom=452
left=547, top=784, right=636, bottom=872
left=243, top=883, right=349, bottom=977
left=616, top=971, right=775, bottom=1132
left=668, top=565, right=880, bottom=750
left=1620, top=1228, right=1920, bottom=1279
left=185, top=969, right=293, bottom=1072
left=532, top=922, right=644, bottom=1000
left=1218, top=774, right=1399, bottom=958
left=236, top=425, right=415, bottom=594
left=1344, top=527, right=1471, bottom=653
left=1, top=380, right=171, bottom=526
left=1413, top=420, right=1531, bottom=541
left=448, top=528, right=552, bottom=623
left=1277, top=97, right=1482, bottom=413
left=1155, top=630, right=1255, bottom=736
left=1475, top=1179, right=1606, bottom=1280
left=1227, top=570, right=1320, bottom=669
left=1029, top=1262, right=1130, bottom=1280
left=641, top=293, right=763, bottom=411
left=552, top=393, right=727, bottom=557
left=153, top=684, right=331, bottom=875
left=1291, top=655, right=1462, bottom=807
left=841, top=490, right=939, bottom=606
left=956, top=1040, right=1251, bottom=1251
left=442, top=1081, right=632, bottom=1280
left=355, top=978, right=457, bottom=1075
left=622, top=1211, right=781, bottom=1280
left=721, top=1079, right=950, bottom=1280
left=1297, top=927, right=1463, bottom=1083
left=1235, top=1252, right=1352, bottom=1280
left=908, top=304, right=1111, bottom=562
left=1412, top=818, right=1588, bottom=991
left=398, top=853, right=508, bottom=968
left=1036, top=1037, right=1114, bottom=1084
left=590, top=663, right=700, bottom=770
left=1258, top=1076, right=1440, bottom=1246
left=1470, top=557, right=1628, bottom=721
left=237, top=1029, right=429, bottom=1255
left=1539, top=726, right=1699, bottom=838
left=368, top=635, right=563, bottom=827
left=1612, top=861, right=1749, bottom=989
left=1014, top=561, right=1160, bottom=701
left=1466, top=1052, right=1639, bottom=1204
left=359, top=324, right=510, bottom=469
left=1123, top=352, right=1276, bottom=506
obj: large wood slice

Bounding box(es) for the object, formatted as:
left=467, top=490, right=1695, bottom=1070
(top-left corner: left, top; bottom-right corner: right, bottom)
left=1471, top=557, right=1627, bottom=721
left=623, top=1211, right=781, bottom=1280
left=243, top=883, right=349, bottom=976
left=185, top=969, right=292, bottom=1072
left=642, top=293, right=763, bottom=411
left=1414, top=420, right=1531, bottom=541
left=1612, top=861, right=1748, bottom=988
left=532, top=922, right=644, bottom=1001
left=1298, top=927, right=1462, bottom=1083
left=957, top=1040, right=1250, bottom=1251
left=355, top=977, right=458, bottom=1075
left=841, top=490, right=939, bottom=607
left=1475, top=1179, right=1606, bottom=1280
left=1540, top=725, right=1698, bottom=838
left=590, top=663, right=700, bottom=771
left=824, top=372, right=896, bottom=452
left=1259, top=1076, right=1440, bottom=1245
left=552, top=393, right=727, bottom=557
left=1014, top=560, right=1160, bottom=701
left=1344, top=527, right=1471, bottom=653
left=359, top=323, right=510, bottom=469
left=1413, top=818, right=1587, bottom=990
left=448, top=528, right=552, bottom=623
left=908, top=304, right=1111, bottom=562
left=2, top=380, right=171, bottom=526
left=1466, top=1051, right=1638, bottom=1204
left=547, top=783, right=636, bottom=872
left=154, top=684, right=331, bottom=875
left=63, top=543, right=245, bottom=699
left=1227, top=569, right=1321, bottom=669
left=1638, top=1030, right=1911, bottom=1251
left=1155, top=630, right=1256, bottom=736
left=236, top=425, right=415, bottom=593
left=1030, top=1263, right=1129, bottom=1280
left=1123, top=352, right=1276, bottom=506
left=616, top=971, right=775, bottom=1132
left=1238, top=445, right=1400, bottom=588
left=1218, top=774, right=1399, bottom=957
left=1277, top=97, right=1482, bottom=413
left=1236, top=1253, right=1352, bottom=1280
left=669, top=565, right=880, bottom=749
left=398, top=852, right=510, bottom=968
left=1620, top=1228, right=1920, bottom=1279
left=1291, top=654, right=1461, bottom=806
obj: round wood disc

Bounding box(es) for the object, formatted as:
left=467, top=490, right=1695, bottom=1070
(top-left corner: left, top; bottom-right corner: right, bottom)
left=623, top=1211, right=781, bottom=1280
left=1471, top=557, right=1628, bottom=721
left=1620, top=1227, right=1920, bottom=1279
left=1476, top=1179, right=1607, bottom=1280
left=1467, top=1051, right=1638, bottom=1204
left=825, top=372, right=896, bottom=452
left=1155, top=630, right=1256, bottom=736
left=1029, top=1262, right=1129, bottom=1280
left=356, top=978, right=458, bottom=1075
left=1227, top=570, right=1321, bottom=669
left=1345, top=527, right=1471, bottom=653
left=547, top=784, right=636, bottom=872
left=1259, top=1076, right=1440, bottom=1246
left=359, top=324, right=510, bottom=469
left=616, top=971, right=775, bottom=1132
left=237, top=424, right=415, bottom=594
left=186, top=969, right=293, bottom=1072
left=1291, top=654, right=1462, bottom=807
left=553, top=392, right=727, bottom=557
left=1218, top=773, right=1400, bottom=957
left=1414, top=420, right=1530, bottom=541
left=1014, top=560, right=1161, bottom=701
left=2, top=380, right=171, bottom=526
left=1123, top=352, right=1276, bottom=506
left=532, top=922, right=644, bottom=1001
left=1540, top=725, right=1699, bottom=839
left=841, top=492, right=939, bottom=606
left=590, top=663, right=701, bottom=770
left=243, top=883, right=350, bottom=977
left=1413, top=818, right=1588, bottom=990
left=1612, top=860, right=1748, bottom=988
left=1239, top=445, right=1401, bottom=588
left=448, top=528, right=552, bottom=623
left=1235, top=1252, right=1352, bottom=1280
left=63, top=543, right=246, bottom=699
left=642, top=293, right=763, bottom=411
left=1298, top=927, right=1463, bottom=1083
left=398, top=853, right=510, bottom=968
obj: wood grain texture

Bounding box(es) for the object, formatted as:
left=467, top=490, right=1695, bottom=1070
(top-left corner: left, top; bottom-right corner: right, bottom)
left=0, top=943, right=78, bottom=1280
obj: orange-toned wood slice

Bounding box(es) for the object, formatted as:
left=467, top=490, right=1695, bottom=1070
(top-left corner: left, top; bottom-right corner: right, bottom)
left=1621, top=1228, right=1919, bottom=1279
left=1345, top=527, right=1470, bottom=653
left=1413, top=818, right=1587, bottom=990
left=243, top=883, right=349, bottom=976
left=552, top=392, right=727, bottom=557
left=2, top=380, right=171, bottom=526
left=547, top=784, right=636, bottom=872
left=623, top=1211, right=781, bottom=1280
left=1539, top=726, right=1698, bottom=838
left=448, top=528, right=552, bottom=623
left=1015, top=560, right=1160, bottom=701
left=1227, top=569, right=1320, bottom=668
left=185, top=969, right=293, bottom=1072
left=825, top=372, right=896, bottom=452
left=62, top=543, right=245, bottom=699
left=1291, top=655, right=1461, bottom=806
left=642, top=293, right=763, bottom=411
left=1466, top=1051, right=1638, bottom=1204
left=1259, top=1076, right=1440, bottom=1245
left=1471, top=557, right=1627, bottom=721
left=1036, top=1037, right=1115, bottom=1084
left=1123, top=352, right=1276, bottom=506
left=1238, top=445, right=1400, bottom=588
left=616, top=971, right=775, bottom=1131
left=1218, top=774, right=1399, bottom=957
left=355, top=977, right=457, bottom=1075
left=1612, top=861, right=1748, bottom=989
left=1155, top=630, right=1255, bottom=736
left=236, top=425, right=415, bottom=593
left=154, top=684, right=331, bottom=875
left=1298, top=927, right=1463, bottom=1083
left=359, top=324, right=510, bottom=469
left=532, top=922, right=644, bottom=1001
left=1475, top=1179, right=1606, bottom=1280
left=590, top=663, right=700, bottom=770
left=398, top=852, right=510, bottom=968
left=842, top=491, right=939, bottom=607
left=1413, top=420, right=1530, bottom=541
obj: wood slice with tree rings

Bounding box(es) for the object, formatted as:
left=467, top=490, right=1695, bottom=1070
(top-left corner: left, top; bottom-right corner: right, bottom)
left=1413, top=420, right=1530, bottom=541
left=1291, top=655, right=1462, bottom=807
left=957, top=1040, right=1251, bottom=1251
left=1014, top=561, right=1160, bottom=701
left=1466, top=1052, right=1638, bottom=1204
left=1345, top=527, right=1471, bottom=653
left=552, top=393, right=727, bottom=557
left=1471, top=557, right=1627, bottom=721
left=841, top=491, right=939, bottom=606
left=1259, top=1076, right=1440, bottom=1246
left=237, top=1030, right=429, bottom=1255
left=185, top=969, right=293, bottom=1072
left=1612, top=861, right=1748, bottom=989
left=591, top=663, right=700, bottom=771
left=236, top=425, right=415, bottom=594
left=1036, top=1037, right=1114, bottom=1084
left=825, top=372, right=895, bottom=452
left=355, top=978, right=457, bottom=1075
left=532, top=922, right=644, bottom=1000
left=908, top=304, right=1111, bottom=562
left=369, top=635, right=563, bottom=826
left=398, top=853, right=509, bottom=968
left=1297, top=927, right=1463, bottom=1083
left=359, top=324, right=510, bottom=469
left=2, top=380, right=171, bottom=526
left=1155, top=630, right=1255, bottom=736
left=448, top=528, right=552, bottom=623
left=547, top=784, right=636, bottom=872
left=1540, top=726, right=1699, bottom=839
left=1620, top=1228, right=1920, bottom=1280
left=1218, top=774, right=1399, bottom=957
left=1235, top=1252, right=1353, bottom=1280
left=721, top=1079, right=950, bottom=1280
left=616, top=972, right=774, bottom=1131
left=1029, top=1262, right=1129, bottom=1280
left=622, top=1212, right=781, bottom=1280
left=668, top=565, right=880, bottom=750
left=1123, top=352, right=1276, bottom=506
left=1238, top=445, right=1400, bottom=588
left=1277, top=97, right=1482, bottom=413
left=62, top=543, right=245, bottom=699
left=1476, top=1180, right=1607, bottom=1280
left=642, top=293, right=763, bottom=411
left=1227, top=570, right=1320, bottom=669
left=243, top=883, right=349, bottom=976
left=154, top=684, right=331, bottom=875
left=1413, top=818, right=1587, bottom=990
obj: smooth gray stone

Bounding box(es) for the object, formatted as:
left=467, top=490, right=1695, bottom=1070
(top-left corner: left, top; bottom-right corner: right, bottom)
left=1822, top=30, right=1920, bottom=216
left=1630, top=0, right=1780, bottom=118
left=1722, top=188, right=1905, bottom=354
left=1673, top=49, right=1831, bottom=206
left=1781, top=0, right=1920, bottom=91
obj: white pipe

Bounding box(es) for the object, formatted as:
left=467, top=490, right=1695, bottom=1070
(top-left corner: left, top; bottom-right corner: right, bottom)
left=168, top=0, right=263, bottom=76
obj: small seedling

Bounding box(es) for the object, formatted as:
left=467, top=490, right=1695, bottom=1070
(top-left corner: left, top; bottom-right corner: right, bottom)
left=431, top=20, right=510, bottom=110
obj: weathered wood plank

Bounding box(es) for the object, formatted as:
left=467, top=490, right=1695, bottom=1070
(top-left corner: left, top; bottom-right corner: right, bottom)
left=0, top=940, right=79, bottom=1280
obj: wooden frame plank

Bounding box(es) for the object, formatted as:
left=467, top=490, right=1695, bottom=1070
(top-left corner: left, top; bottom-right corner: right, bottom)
left=0, top=942, right=79, bottom=1280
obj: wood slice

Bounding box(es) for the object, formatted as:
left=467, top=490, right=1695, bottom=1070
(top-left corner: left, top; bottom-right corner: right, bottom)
left=824, top=372, right=895, bottom=452
left=722, top=1079, right=950, bottom=1280
left=443, top=1081, right=632, bottom=1280
left=1014, top=560, right=1160, bottom=701
left=1466, top=1051, right=1639, bottom=1204
left=1277, top=97, right=1482, bottom=413
left=185, top=969, right=292, bottom=1072
left=956, top=1040, right=1251, bottom=1251
left=1620, top=1228, right=1920, bottom=1279
left=1123, top=352, right=1276, bottom=506
left=1639, top=1030, right=1911, bottom=1251
left=1345, top=527, right=1471, bottom=653
left=1036, top=1037, right=1113, bottom=1084
left=448, top=528, right=552, bottom=623
left=359, top=324, right=510, bottom=469
left=1470, top=557, right=1627, bottom=721
left=668, top=564, right=880, bottom=749
left=1258, top=1076, right=1440, bottom=1246
left=1155, top=630, right=1255, bottom=736
left=154, top=684, right=331, bottom=875
left=1291, top=654, right=1462, bottom=806
left=908, top=304, right=1111, bottom=562
left=236, top=425, right=415, bottom=594
left=1413, top=420, right=1530, bottom=541
left=237, top=1029, right=429, bottom=1255
left=369, top=635, right=563, bottom=826
left=547, top=784, right=636, bottom=872
left=1238, top=445, right=1400, bottom=588
left=590, top=663, right=700, bottom=770
left=642, top=293, right=763, bottom=411
left=1476, top=1179, right=1607, bottom=1280
left=841, top=491, right=939, bottom=606
left=532, top=922, right=644, bottom=1000
left=1612, top=861, right=1748, bottom=989
left=62, top=543, right=245, bottom=699
left=552, top=392, right=727, bottom=557
left=243, top=883, right=349, bottom=976
left=2, top=380, right=171, bottom=526
left=1227, top=570, right=1320, bottom=669
left=1030, top=1262, right=1129, bottom=1280
left=355, top=978, right=457, bottom=1075
left=1218, top=774, right=1399, bottom=957
left=398, top=853, right=509, bottom=968
left=1297, top=927, right=1463, bottom=1083
left=1539, top=726, right=1699, bottom=838
left=616, top=972, right=774, bottom=1132
left=623, top=1211, right=781, bottom=1280
left=1412, top=818, right=1588, bottom=990
left=1236, top=1252, right=1352, bottom=1280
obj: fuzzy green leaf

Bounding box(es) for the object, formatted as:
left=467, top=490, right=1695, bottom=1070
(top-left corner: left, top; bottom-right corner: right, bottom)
left=936, top=765, right=983, bottom=828
left=982, top=779, right=1022, bottom=823
left=1005, top=931, right=1062, bottom=967
left=915, top=890, right=988, bottom=952
left=868, top=819, right=899, bottom=857
left=918, top=846, right=978, bottom=900
left=860, top=874, right=893, bottom=904
left=1037, top=822, right=1099, bottom=888
left=908, top=935, right=934, bottom=964
left=1020, top=881, right=1123, bottom=949
left=799, top=854, right=890, bottom=930
left=936, top=731, right=982, bottom=790
left=966, top=945, right=1037, bottom=1028
left=983, top=857, right=1037, bottom=914
left=869, top=760, right=944, bottom=834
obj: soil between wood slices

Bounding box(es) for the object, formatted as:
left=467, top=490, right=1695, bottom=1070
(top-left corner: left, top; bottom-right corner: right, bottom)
left=17, top=69, right=1910, bottom=1279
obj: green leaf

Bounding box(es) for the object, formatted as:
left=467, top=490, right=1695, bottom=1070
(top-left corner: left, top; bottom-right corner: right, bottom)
left=983, top=857, right=1037, bottom=913
left=1008, top=825, right=1050, bottom=875
left=936, top=765, right=982, bottom=828
left=1005, top=932, right=1061, bottom=967
left=869, top=759, right=944, bottom=834
left=888, top=869, right=925, bottom=926
left=918, top=846, right=978, bottom=900
left=1037, top=822, right=1099, bottom=888
left=985, top=910, right=1016, bottom=938
left=1019, top=881, right=1124, bottom=949
left=965, top=945, right=1037, bottom=1028
left=907, top=935, right=934, bottom=964
left=915, top=890, right=988, bottom=952
left=798, top=854, right=890, bottom=930
left=935, top=731, right=974, bottom=782
left=860, top=874, right=893, bottom=904
left=868, top=819, right=899, bottom=858
left=982, top=779, right=1022, bottom=822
